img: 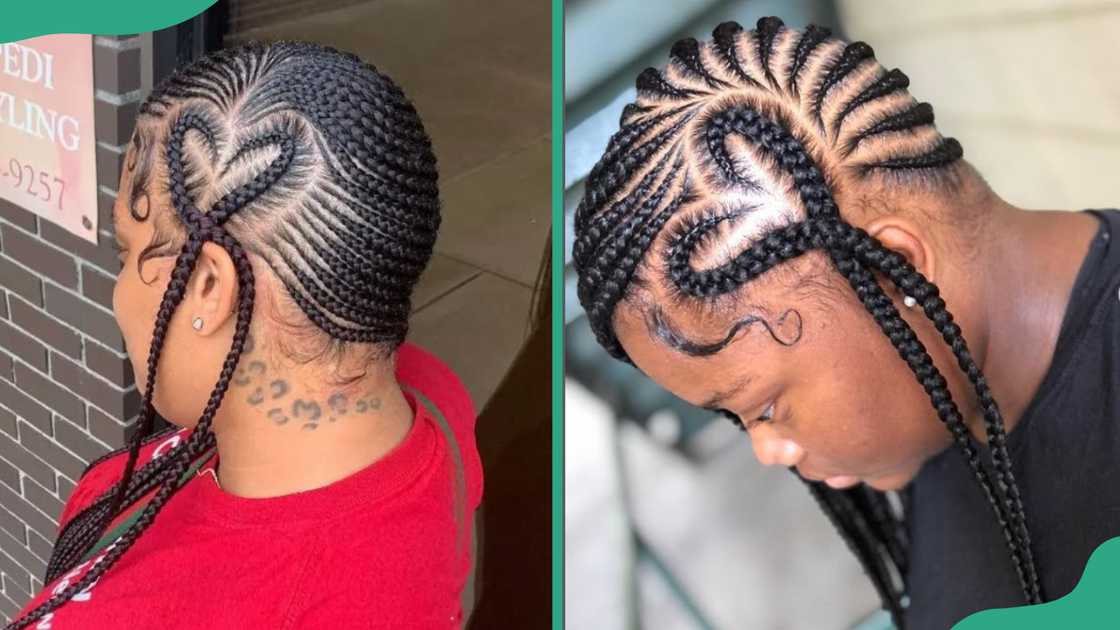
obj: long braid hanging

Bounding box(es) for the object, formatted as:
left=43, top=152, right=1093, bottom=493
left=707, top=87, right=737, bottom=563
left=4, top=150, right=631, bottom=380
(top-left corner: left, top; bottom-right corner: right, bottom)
left=571, top=18, right=1042, bottom=627
left=42, top=430, right=185, bottom=583
left=39, top=115, right=287, bottom=587
left=5, top=111, right=277, bottom=630
left=802, top=477, right=905, bottom=625
left=22, top=41, right=439, bottom=627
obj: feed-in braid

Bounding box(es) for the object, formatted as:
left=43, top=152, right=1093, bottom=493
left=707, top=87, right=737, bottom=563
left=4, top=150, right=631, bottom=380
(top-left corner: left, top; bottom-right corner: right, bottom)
left=571, top=17, right=1042, bottom=625
left=753, top=16, right=785, bottom=89
left=852, top=483, right=908, bottom=577
left=710, top=22, right=763, bottom=89
left=17, top=41, right=438, bottom=628
left=785, top=24, right=833, bottom=96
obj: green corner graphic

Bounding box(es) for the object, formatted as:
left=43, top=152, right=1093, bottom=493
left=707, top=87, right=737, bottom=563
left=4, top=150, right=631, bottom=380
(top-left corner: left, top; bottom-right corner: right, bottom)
left=2, top=1, right=217, bottom=43
left=954, top=536, right=1120, bottom=629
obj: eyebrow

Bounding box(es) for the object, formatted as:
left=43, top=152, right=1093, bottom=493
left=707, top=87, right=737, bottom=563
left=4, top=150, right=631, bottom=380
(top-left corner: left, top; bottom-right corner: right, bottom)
left=699, top=373, right=755, bottom=410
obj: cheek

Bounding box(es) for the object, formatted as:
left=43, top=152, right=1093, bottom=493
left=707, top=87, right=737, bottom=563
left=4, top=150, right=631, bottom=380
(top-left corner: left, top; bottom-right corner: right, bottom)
left=112, top=268, right=158, bottom=388
left=112, top=272, right=136, bottom=352
left=789, top=316, right=951, bottom=474
left=802, top=375, right=941, bottom=472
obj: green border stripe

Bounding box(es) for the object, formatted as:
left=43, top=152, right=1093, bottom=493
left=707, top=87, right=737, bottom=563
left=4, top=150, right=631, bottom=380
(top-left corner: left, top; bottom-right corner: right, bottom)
left=2, top=1, right=217, bottom=42
left=955, top=537, right=1120, bottom=628
left=551, top=0, right=564, bottom=627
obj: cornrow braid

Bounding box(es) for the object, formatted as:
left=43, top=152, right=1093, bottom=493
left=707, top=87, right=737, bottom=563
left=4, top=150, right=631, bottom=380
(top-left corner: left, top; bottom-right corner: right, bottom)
left=786, top=24, right=832, bottom=96
left=710, top=22, right=764, bottom=89
left=669, top=38, right=732, bottom=91
left=831, top=68, right=910, bottom=142
left=810, top=41, right=876, bottom=129
left=571, top=17, right=1042, bottom=626
left=18, top=41, right=439, bottom=628
left=841, top=102, right=935, bottom=160
left=753, top=16, right=785, bottom=89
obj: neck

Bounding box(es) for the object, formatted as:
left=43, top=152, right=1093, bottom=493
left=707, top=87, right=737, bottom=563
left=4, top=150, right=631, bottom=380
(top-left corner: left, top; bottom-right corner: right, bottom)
left=208, top=354, right=414, bottom=498
left=969, top=201, right=1099, bottom=440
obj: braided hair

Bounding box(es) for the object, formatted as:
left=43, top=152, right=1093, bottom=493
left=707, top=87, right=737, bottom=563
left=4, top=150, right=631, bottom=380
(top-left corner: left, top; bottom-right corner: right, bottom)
left=571, top=18, right=1040, bottom=627
left=8, top=41, right=439, bottom=629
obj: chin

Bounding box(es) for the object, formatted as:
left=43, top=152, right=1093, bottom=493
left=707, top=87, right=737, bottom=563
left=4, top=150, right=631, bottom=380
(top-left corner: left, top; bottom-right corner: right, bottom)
left=160, top=418, right=194, bottom=430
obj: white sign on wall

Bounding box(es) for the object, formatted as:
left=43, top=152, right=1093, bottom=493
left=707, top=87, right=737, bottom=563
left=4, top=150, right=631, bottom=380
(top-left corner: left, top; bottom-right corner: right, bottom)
left=0, top=35, right=98, bottom=244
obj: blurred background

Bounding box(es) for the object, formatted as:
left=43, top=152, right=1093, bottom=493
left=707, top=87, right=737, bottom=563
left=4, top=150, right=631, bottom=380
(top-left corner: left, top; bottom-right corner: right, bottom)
left=563, top=1, right=1120, bottom=628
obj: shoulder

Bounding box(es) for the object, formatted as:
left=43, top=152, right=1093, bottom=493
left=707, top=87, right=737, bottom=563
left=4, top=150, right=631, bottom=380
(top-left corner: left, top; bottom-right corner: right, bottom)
left=395, top=342, right=475, bottom=421
left=395, top=342, right=483, bottom=509
left=58, top=426, right=189, bottom=529
left=78, top=425, right=187, bottom=479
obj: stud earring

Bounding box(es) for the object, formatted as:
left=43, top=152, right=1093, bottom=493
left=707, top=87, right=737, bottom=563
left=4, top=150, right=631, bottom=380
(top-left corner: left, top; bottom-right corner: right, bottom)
left=192, top=317, right=204, bottom=331
left=903, top=296, right=917, bottom=309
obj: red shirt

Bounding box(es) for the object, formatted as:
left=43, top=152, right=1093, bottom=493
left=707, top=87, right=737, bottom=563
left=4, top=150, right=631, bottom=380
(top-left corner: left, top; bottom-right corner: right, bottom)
left=13, top=343, right=483, bottom=629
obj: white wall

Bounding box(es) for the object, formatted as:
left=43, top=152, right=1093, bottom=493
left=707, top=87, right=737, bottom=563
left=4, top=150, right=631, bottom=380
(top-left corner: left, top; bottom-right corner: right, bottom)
left=838, top=0, right=1120, bottom=211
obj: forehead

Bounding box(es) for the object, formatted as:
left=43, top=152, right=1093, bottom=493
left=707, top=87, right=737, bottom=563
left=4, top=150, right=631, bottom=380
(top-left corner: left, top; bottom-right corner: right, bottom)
left=111, top=163, right=133, bottom=231
left=611, top=295, right=775, bottom=408
left=607, top=239, right=840, bottom=403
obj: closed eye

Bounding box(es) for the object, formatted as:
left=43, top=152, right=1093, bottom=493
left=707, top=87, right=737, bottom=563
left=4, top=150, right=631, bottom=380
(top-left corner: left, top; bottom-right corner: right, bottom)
left=758, top=403, right=775, bottom=421
left=716, top=403, right=774, bottom=432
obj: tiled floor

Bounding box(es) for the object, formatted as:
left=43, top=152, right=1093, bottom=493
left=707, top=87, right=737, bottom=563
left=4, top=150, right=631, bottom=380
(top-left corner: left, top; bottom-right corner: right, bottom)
left=234, top=0, right=551, bottom=410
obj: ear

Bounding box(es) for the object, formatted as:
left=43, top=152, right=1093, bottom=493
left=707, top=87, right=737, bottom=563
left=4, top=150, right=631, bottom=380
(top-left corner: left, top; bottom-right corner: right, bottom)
left=865, top=215, right=937, bottom=293
left=185, top=241, right=239, bottom=336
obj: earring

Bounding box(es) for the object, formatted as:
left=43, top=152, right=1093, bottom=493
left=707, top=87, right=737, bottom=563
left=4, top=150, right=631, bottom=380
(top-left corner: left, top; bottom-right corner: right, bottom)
left=192, top=317, right=204, bottom=331
left=903, top=296, right=917, bottom=309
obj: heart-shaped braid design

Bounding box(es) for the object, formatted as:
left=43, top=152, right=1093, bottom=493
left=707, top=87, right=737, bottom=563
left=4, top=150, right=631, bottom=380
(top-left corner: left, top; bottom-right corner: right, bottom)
left=571, top=18, right=1040, bottom=627
left=15, top=41, right=439, bottom=630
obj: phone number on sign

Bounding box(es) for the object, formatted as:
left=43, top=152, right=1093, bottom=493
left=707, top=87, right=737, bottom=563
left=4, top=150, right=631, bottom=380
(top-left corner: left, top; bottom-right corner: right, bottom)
left=1, top=157, right=66, bottom=211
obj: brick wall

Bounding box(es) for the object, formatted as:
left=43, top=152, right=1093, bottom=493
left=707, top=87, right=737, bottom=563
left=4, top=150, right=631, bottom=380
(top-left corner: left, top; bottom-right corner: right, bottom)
left=837, top=0, right=1120, bottom=211
left=0, top=34, right=147, bottom=619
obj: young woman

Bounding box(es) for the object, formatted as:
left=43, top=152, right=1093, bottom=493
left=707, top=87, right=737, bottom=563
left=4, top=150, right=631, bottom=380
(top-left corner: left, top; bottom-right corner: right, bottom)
left=6, top=41, right=483, bottom=629
left=571, top=17, right=1119, bottom=630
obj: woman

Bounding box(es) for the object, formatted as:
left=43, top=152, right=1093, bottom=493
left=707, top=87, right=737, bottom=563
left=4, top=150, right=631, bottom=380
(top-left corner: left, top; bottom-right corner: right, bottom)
left=7, top=41, right=482, bottom=629
left=572, top=17, right=1119, bottom=629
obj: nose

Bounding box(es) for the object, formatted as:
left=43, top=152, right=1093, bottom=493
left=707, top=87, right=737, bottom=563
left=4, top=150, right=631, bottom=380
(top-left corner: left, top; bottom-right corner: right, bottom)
left=748, top=424, right=804, bottom=467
